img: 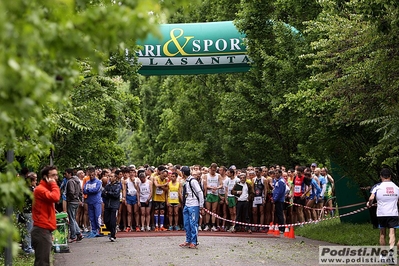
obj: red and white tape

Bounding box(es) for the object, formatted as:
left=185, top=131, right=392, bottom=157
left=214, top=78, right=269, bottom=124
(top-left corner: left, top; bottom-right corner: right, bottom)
left=203, top=203, right=375, bottom=228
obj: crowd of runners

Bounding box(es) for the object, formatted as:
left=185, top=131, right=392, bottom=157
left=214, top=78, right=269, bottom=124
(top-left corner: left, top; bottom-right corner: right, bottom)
left=19, top=162, right=335, bottom=251
left=65, top=163, right=334, bottom=235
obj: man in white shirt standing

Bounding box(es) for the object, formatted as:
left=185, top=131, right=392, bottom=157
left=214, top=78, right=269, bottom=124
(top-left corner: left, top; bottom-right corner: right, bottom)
left=367, top=168, right=399, bottom=260
left=232, top=172, right=254, bottom=233
left=180, top=166, right=204, bottom=249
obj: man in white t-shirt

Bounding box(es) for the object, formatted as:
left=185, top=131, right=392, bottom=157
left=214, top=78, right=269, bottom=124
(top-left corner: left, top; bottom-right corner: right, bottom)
left=180, top=166, right=204, bottom=249
left=367, top=168, right=399, bottom=258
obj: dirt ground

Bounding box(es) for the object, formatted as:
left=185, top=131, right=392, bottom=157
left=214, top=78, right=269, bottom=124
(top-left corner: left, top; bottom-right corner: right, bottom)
left=55, top=231, right=334, bottom=266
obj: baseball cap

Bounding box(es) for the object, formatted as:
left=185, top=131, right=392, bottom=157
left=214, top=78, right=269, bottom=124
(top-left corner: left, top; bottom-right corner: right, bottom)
left=311, top=163, right=317, bottom=167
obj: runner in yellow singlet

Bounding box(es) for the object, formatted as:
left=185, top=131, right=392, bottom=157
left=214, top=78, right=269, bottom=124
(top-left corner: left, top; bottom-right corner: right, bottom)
left=167, top=172, right=182, bottom=231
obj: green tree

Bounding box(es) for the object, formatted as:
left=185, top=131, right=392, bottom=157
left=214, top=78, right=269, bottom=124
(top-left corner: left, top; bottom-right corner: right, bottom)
left=0, top=0, right=194, bottom=254
left=283, top=0, right=399, bottom=184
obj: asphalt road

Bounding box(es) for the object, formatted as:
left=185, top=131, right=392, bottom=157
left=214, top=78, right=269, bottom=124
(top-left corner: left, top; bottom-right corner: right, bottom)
left=55, top=231, right=334, bottom=266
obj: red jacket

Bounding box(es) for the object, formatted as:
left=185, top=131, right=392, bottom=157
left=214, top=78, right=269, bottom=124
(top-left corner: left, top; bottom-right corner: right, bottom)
left=32, top=180, right=60, bottom=231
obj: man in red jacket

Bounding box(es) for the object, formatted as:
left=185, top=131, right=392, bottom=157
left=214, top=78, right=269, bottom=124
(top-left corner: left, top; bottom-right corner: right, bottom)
left=31, top=165, right=61, bottom=266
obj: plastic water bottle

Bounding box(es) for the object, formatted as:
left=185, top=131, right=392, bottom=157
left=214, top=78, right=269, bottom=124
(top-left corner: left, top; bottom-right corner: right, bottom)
left=54, top=238, right=60, bottom=253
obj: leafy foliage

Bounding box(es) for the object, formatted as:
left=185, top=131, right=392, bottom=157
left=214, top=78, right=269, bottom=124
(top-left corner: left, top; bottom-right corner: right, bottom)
left=0, top=0, right=196, bottom=254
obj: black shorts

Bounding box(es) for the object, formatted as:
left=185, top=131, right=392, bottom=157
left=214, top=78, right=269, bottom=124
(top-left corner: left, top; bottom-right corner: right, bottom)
left=140, top=202, right=151, bottom=208
left=153, top=201, right=166, bottom=210
left=293, top=196, right=306, bottom=206
left=378, top=216, right=399, bottom=228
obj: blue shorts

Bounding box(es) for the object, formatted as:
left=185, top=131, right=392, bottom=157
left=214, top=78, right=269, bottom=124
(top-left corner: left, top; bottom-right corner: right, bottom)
left=126, top=195, right=137, bottom=205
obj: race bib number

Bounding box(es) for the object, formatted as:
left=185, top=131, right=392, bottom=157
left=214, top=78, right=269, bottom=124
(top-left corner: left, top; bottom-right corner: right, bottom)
left=253, top=196, right=263, bottom=205
left=294, top=185, right=301, bottom=193
left=156, top=187, right=163, bottom=195
left=170, top=192, right=178, bottom=200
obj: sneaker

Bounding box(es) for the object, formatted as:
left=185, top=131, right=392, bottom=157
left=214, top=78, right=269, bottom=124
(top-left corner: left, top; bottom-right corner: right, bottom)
left=198, top=226, right=202, bottom=231
left=160, top=227, right=168, bottom=231
left=204, top=225, right=210, bottom=231
left=154, top=227, right=159, bottom=232
left=116, top=225, right=120, bottom=232
left=228, top=227, right=236, bottom=233
left=77, top=234, right=84, bottom=241
left=68, top=237, right=77, bottom=243
left=169, top=226, right=174, bottom=231
left=124, top=226, right=131, bottom=232
left=146, top=226, right=151, bottom=231
left=24, top=249, right=35, bottom=255
left=135, top=226, right=140, bottom=232
left=175, top=225, right=181, bottom=231
left=110, top=237, right=116, bottom=242
left=211, top=226, right=218, bottom=232
left=83, top=226, right=89, bottom=233
left=141, top=226, right=145, bottom=232
left=219, top=226, right=225, bottom=232
left=86, top=232, right=97, bottom=238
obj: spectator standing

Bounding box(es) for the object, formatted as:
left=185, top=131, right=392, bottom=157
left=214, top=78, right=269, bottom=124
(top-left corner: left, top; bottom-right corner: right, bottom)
left=232, top=172, right=254, bottom=233
left=83, top=167, right=103, bottom=238
left=65, top=168, right=84, bottom=243
left=272, top=169, right=286, bottom=233
left=31, top=165, right=60, bottom=266
left=22, top=172, right=37, bottom=254
left=102, top=172, right=121, bottom=242
left=180, top=166, right=204, bottom=249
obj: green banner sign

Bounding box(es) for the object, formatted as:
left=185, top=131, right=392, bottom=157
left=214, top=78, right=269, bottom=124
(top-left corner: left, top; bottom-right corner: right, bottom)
left=136, top=21, right=250, bottom=75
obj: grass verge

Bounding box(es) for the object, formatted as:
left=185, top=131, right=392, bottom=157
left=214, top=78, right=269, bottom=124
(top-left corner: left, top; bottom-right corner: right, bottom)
left=0, top=252, right=35, bottom=266
left=295, top=217, right=379, bottom=245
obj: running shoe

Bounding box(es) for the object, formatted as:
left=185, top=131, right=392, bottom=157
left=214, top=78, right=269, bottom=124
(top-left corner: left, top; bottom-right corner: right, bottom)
left=124, top=226, right=131, bottom=232
left=169, top=226, right=174, bottom=231
left=175, top=225, right=181, bottom=231
left=24, top=249, right=35, bottom=255
left=141, top=227, right=145, bottom=232
left=68, top=237, right=77, bottom=243
left=159, top=227, right=168, bottom=231
left=77, top=234, right=84, bottom=241
left=211, top=226, right=218, bottom=232
left=204, top=225, right=210, bottom=231
left=136, top=226, right=140, bottom=232
left=86, top=232, right=97, bottom=238
left=198, top=226, right=202, bottom=231
left=109, top=237, right=116, bottom=242
left=146, top=226, right=151, bottom=231
left=154, top=227, right=159, bottom=232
